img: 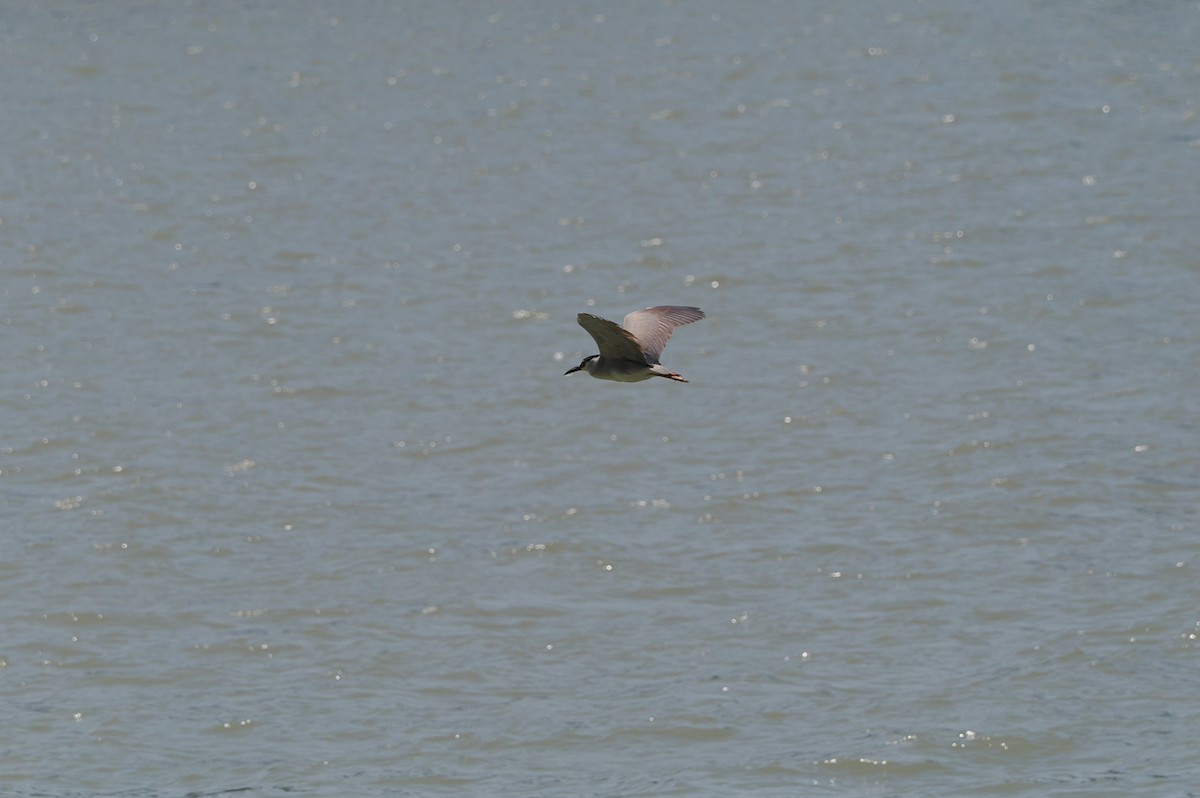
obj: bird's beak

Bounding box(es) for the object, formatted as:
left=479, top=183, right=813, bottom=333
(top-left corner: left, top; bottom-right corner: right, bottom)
left=564, top=365, right=581, bottom=375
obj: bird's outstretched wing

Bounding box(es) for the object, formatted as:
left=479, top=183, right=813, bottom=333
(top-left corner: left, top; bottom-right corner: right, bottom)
left=577, top=313, right=648, bottom=363
left=621, top=306, right=705, bottom=363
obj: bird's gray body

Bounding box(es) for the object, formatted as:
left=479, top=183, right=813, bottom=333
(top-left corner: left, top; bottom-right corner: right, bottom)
left=564, top=305, right=705, bottom=383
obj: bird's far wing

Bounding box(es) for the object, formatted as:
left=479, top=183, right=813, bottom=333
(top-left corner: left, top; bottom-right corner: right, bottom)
left=577, top=313, right=647, bottom=363
left=621, top=306, right=705, bottom=363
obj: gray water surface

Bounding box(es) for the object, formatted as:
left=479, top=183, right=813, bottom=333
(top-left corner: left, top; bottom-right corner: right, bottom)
left=3, top=3, right=1198, bottom=796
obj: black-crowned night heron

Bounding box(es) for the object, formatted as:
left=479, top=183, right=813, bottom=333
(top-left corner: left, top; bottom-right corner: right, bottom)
left=564, top=306, right=705, bottom=383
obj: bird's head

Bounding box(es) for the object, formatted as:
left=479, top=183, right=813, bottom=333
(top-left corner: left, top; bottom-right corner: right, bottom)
left=564, top=354, right=598, bottom=376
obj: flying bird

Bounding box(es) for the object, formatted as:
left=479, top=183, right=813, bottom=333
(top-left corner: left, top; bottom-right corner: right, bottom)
left=564, top=305, right=705, bottom=383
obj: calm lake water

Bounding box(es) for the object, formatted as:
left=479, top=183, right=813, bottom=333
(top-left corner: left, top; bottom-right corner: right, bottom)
left=3, top=2, right=1198, bottom=796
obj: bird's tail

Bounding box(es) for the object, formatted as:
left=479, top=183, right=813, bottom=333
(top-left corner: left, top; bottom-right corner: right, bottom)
left=648, top=364, right=689, bottom=383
